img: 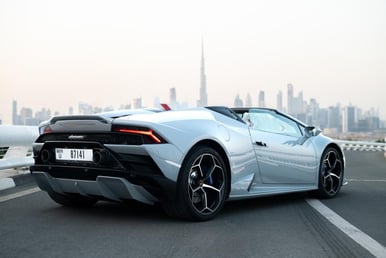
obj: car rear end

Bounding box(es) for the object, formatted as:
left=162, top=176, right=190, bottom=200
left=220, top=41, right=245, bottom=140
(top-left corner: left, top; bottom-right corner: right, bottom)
left=30, top=115, right=177, bottom=205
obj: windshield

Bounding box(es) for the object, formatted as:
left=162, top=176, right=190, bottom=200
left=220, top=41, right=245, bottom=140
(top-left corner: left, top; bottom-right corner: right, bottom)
left=245, top=109, right=304, bottom=137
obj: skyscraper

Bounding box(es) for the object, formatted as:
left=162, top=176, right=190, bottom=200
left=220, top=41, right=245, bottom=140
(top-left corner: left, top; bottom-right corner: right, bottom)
left=328, top=105, right=341, bottom=131
left=12, top=100, right=18, bottom=125
left=131, top=97, right=142, bottom=109
left=287, top=84, right=294, bottom=115
left=234, top=94, right=243, bottom=107
left=276, top=90, right=283, bottom=111
left=197, top=40, right=208, bottom=106
left=258, top=90, right=265, bottom=108
left=12, top=100, right=22, bottom=125
left=169, top=87, right=177, bottom=108
left=342, top=106, right=356, bottom=133
left=245, top=93, right=252, bottom=107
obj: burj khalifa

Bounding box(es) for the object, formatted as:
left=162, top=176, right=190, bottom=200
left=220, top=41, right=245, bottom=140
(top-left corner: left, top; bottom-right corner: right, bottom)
left=197, top=40, right=208, bottom=107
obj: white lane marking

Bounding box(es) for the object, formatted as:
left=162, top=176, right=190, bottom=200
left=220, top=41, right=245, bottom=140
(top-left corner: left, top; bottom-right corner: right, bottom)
left=306, top=198, right=386, bottom=258
left=0, top=187, right=41, bottom=203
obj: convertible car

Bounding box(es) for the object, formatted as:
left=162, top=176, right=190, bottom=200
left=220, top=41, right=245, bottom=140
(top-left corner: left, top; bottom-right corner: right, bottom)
left=30, top=106, right=345, bottom=221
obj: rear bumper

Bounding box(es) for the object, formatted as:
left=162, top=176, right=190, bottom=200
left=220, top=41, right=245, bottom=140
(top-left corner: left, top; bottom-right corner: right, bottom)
left=32, top=171, right=165, bottom=205
left=31, top=140, right=180, bottom=204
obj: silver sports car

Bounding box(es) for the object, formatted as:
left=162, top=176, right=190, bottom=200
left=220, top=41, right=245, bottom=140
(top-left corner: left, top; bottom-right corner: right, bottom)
left=30, top=106, right=345, bottom=221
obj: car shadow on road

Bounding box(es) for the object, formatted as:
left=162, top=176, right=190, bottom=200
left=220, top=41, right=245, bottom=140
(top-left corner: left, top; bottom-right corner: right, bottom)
left=52, top=199, right=170, bottom=221
left=221, top=192, right=309, bottom=216
left=46, top=191, right=313, bottom=223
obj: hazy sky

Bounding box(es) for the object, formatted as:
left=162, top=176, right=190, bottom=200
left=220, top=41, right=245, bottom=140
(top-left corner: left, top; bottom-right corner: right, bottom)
left=1, top=0, right=386, bottom=124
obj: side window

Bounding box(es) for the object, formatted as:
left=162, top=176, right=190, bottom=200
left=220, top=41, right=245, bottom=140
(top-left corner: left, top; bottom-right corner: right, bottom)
left=248, top=111, right=302, bottom=137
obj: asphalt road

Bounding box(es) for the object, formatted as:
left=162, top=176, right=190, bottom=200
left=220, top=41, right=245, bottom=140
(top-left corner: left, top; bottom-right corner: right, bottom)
left=1, top=151, right=385, bottom=258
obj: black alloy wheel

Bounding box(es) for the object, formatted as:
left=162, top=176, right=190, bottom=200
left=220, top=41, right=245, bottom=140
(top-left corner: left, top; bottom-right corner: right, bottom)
left=316, top=147, right=344, bottom=198
left=163, top=146, right=228, bottom=221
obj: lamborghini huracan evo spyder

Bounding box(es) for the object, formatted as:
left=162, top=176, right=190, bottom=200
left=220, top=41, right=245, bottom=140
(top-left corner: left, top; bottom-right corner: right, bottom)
left=30, top=106, right=345, bottom=221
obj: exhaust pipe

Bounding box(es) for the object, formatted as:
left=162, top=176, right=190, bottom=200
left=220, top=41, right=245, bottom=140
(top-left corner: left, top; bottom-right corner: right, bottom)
left=93, top=150, right=110, bottom=165
left=40, top=149, right=51, bottom=163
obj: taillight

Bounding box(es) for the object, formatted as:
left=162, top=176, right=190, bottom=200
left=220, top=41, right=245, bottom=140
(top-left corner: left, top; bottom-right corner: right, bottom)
left=39, top=124, right=53, bottom=135
left=112, top=126, right=166, bottom=144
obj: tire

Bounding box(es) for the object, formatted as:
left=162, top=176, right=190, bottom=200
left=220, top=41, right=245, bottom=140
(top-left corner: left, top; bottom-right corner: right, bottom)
left=47, top=191, right=98, bottom=207
left=163, top=146, right=228, bottom=221
left=316, top=147, right=344, bottom=198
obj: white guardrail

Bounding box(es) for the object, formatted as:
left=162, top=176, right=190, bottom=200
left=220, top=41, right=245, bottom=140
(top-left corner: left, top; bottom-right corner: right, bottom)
left=336, top=140, right=386, bottom=152
left=0, top=125, right=39, bottom=170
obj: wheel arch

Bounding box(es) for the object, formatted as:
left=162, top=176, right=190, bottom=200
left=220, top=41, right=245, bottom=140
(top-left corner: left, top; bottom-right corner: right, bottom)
left=324, top=143, right=345, bottom=169
left=184, top=139, right=231, bottom=199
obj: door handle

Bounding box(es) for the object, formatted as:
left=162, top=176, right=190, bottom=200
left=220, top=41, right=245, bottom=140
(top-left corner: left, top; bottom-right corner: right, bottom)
left=255, top=141, right=267, bottom=147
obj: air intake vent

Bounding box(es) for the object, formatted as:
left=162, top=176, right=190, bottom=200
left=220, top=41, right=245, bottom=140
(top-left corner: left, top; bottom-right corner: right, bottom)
left=0, top=147, right=9, bottom=159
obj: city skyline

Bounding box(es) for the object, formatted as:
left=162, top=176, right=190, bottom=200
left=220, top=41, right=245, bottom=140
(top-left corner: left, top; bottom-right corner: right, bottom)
left=2, top=81, right=383, bottom=123
left=8, top=84, right=384, bottom=133
left=1, top=0, right=386, bottom=124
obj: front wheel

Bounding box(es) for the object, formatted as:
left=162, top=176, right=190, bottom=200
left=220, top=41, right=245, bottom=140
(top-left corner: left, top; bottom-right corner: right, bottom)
left=163, top=146, right=228, bottom=221
left=316, top=147, right=344, bottom=198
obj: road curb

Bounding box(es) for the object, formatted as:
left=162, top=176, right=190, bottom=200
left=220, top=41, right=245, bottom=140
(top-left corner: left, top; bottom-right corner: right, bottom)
left=0, top=172, right=33, bottom=191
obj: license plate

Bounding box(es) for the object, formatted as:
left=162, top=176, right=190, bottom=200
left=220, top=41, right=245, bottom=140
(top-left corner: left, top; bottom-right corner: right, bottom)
left=55, top=148, right=93, bottom=162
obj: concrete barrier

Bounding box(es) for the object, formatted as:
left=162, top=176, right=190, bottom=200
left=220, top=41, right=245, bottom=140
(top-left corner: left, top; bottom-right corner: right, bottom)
left=0, top=125, right=38, bottom=170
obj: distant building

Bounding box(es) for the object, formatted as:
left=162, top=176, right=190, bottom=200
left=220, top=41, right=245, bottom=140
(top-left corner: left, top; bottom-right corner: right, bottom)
left=234, top=94, right=243, bottom=107
left=342, top=106, right=356, bottom=133
left=169, top=87, right=177, bottom=108
left=35, top=108, right=51, bottom=123
left=328, top=105, right=341, bottom=132
left=292, top=91, right=304, bottom=117
left=20, top=107, right=33, bottom=124
left=287, top=84, right=294, bottom=115
left=245, top=93, right=252, bottom=107
left=368, top=117, right=380, bottom=131
left=103, top=106, right=114, bottom=112
left=258, top=90, right=265, bottom=108
left=12, top=100, right=17, bottom=125
left=318, top=108, right=329, bottom=129
left=286, top=84, right=306, bottom=120
left=24, top=117, right=39, bottom=126
left=78, top=102, right=93, bottom=114
left=12, top=100, right=22, bottom=125
left=93, top=107, right=102, bottom=113
left=276, top=90, right=283, bottom=111
left=131, top=97, right=142, bottom=109
left=295, top=91, right=304, bottom=115
left=307, top=98, right=319, bottom=125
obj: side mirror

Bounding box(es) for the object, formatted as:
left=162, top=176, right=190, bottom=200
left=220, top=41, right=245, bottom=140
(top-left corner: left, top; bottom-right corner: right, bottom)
left=304, top=126, right=321, bottom=138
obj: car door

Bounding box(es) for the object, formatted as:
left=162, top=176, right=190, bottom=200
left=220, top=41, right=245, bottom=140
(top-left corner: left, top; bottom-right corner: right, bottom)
left=247, top=109, right=318, bottom=184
